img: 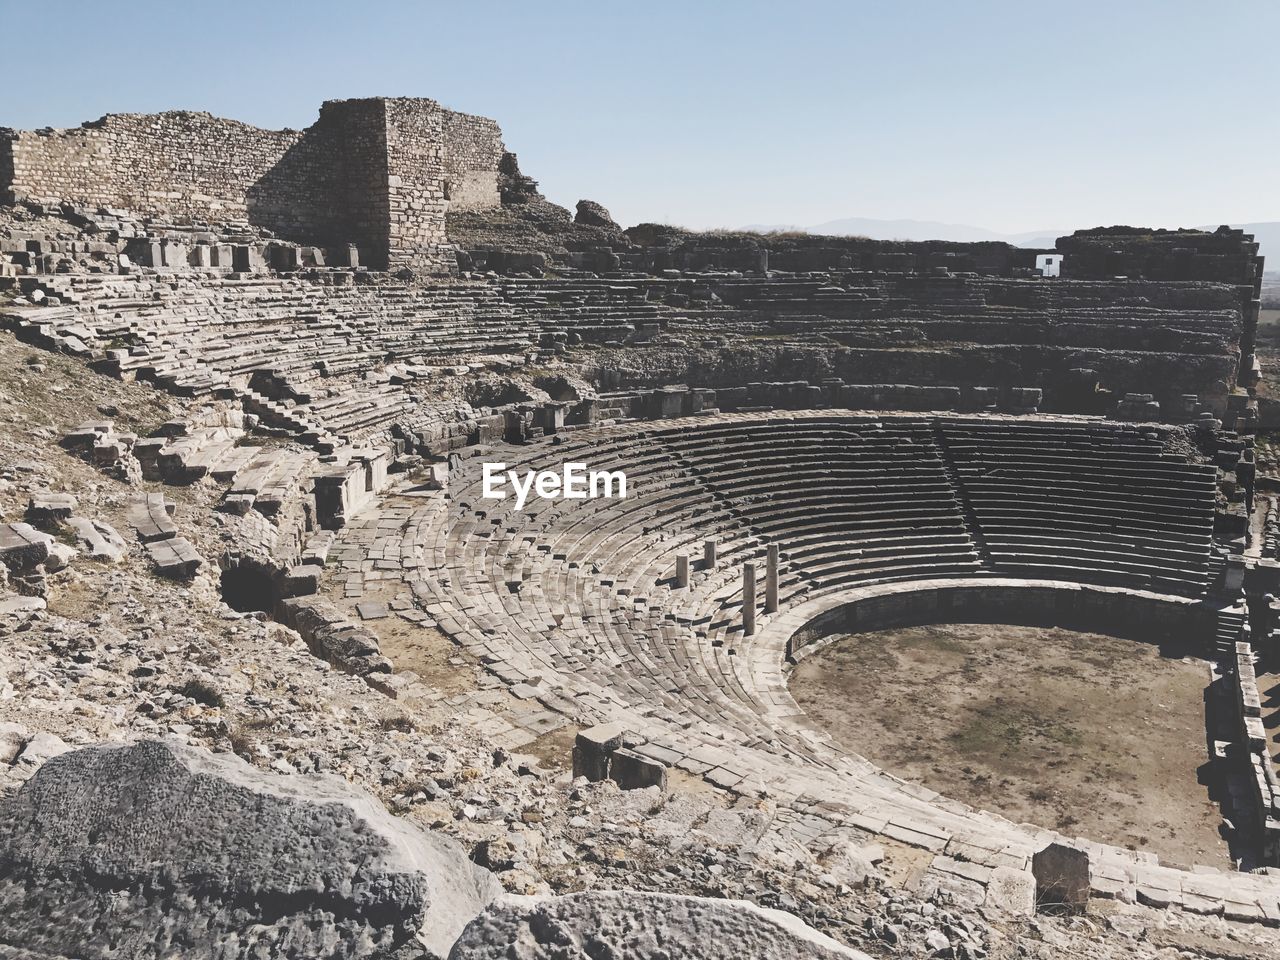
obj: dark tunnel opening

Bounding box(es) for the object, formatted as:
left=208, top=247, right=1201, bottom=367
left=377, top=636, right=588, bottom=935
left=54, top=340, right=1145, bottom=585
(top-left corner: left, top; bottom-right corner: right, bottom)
left=219, top=560, right=280, bottom=615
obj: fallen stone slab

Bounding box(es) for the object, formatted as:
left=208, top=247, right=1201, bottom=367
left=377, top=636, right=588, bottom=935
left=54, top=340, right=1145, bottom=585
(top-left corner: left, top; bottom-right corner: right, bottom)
left=357, top=600, right=389, bottom=620
left=0, top=739, right=501, bottom=959
left=0, top=593, right=46, bottom=616
left=127, top=492, right=177, bottom=543
left=143, top=536, right=202, bottom=579
left=66, top=517, right=127, bottom=562
left=449, top=891, right=872, bottom=959
left=0, top=522, right=53, bottom=573
left=59, top=421, right=113, bottom=452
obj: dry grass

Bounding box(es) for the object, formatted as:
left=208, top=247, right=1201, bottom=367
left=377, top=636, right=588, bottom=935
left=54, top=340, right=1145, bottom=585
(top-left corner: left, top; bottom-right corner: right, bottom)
left=790, top=622, right=1227, bottom=868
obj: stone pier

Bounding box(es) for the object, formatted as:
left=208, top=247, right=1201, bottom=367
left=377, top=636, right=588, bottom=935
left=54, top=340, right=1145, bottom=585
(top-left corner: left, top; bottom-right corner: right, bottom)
left=766, top=544, right=779, bottom=614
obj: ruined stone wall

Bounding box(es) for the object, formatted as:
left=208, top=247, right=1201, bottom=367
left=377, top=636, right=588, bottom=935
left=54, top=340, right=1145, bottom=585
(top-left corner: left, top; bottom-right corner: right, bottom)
left=317, top=100, right=391, bottom=268
left=785, top=581, right=1209, bottom=665
left=1, top=113, right=345, bottom=239
left=383, top=98, right=451, bottom=273
left=0, top=134, right=15, bottom=206
left=441, top=110, right=503, bottom=212
left=0, top=97, right=508, bottom=274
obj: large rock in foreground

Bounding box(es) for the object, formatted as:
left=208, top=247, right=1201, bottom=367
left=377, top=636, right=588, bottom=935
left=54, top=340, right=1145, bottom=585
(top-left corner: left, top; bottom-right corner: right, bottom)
left=449, top=891, right=872, bottom=960
left=0, top=739, right=499, bottom=959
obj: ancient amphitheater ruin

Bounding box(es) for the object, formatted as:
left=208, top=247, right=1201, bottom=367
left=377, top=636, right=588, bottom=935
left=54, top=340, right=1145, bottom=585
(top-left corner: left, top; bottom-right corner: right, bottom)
left=1, top=96, right=1279, bottom=959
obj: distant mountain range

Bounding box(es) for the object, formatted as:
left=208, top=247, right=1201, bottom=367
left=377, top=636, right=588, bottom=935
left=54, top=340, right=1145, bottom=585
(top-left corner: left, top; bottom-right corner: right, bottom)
left=740, top=217, right=1279, bottom=266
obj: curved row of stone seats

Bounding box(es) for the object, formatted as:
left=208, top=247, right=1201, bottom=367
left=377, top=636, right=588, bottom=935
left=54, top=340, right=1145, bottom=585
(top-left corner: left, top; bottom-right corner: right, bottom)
left=351, top=412, right=1261, bottom=917
left=435, top=415, right=1217, bottom=678
left=744, top=303, right=1239, bottom=352
left=937, top=420, right=1216, bottom=596
left=647, top=274, right=1243, bottom=357
left=458, top=418, right=977, bottom=640
left=434, top=417, right=991, bottom=751
left=6, top=275, right=555, bottom=442
left=433, top=435, right=806, bottom=746
left=498, top=278, right=674, bottom=340
left=653, top=418, right=983, bottom=598
left=442, top=413, right=1214, bottom=661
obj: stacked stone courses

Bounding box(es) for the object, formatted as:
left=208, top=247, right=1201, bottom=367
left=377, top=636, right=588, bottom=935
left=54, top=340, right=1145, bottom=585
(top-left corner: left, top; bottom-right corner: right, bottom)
left=0, top=97, right=505, bottom=272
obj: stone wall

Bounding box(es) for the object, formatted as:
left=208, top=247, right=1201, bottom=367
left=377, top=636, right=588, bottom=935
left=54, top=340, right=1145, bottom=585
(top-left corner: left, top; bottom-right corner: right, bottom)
left=0, top=97, right=507, bottom=274
left=442, top=110, right=504, bottom=212
left=383, top=99, right=451, bottom=274
left=318, top=99, right=392, bottom=269
left=1230, top=639, right=1280, bottom=865
left=782, top=581, right=1211, bottom=665
left=2, top=112, right=330, bottom=230
left=0, top=136, right=14, bottom=207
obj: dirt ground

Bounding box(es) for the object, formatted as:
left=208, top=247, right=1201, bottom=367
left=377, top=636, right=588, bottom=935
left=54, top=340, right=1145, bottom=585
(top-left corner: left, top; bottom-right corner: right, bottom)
left=789, top=622, right=1230, bottom=869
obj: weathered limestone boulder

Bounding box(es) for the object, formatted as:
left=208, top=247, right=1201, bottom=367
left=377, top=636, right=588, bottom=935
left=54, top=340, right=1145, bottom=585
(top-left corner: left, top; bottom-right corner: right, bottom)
left=0, top=739, right=500, bottom=959
left=573, top=199, right=619, bottom=231
left=818, top=838, right=884, bottom=889
left=985, top=865, right=1037, bottom=916
left=448, top=891, right=872, bottom=959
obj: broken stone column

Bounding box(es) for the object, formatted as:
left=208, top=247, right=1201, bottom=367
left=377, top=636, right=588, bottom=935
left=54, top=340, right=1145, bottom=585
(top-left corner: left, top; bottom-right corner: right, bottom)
left=765, top=544, right=779, bottom=614
left=743, top=562, right=757, bottom=637
left=1031, top=843, right=1089, bottom=914
left=675, top=554, right=689, bottom=588
left=704, top=538, right=717, bottom=571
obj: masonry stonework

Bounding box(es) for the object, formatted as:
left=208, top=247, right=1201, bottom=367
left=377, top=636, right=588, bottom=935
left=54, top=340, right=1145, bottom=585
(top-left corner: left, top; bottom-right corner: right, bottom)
left=0, top=97, right=505, bottom=273
left=382, top=98, right=450, bottom=274
left=441, top=111, right=504, bottom=212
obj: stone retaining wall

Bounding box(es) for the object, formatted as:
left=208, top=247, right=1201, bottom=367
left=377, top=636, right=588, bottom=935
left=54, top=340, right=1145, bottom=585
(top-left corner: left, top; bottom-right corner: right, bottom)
left=1232, top=640, right=1280, bottom=865
left=782, top=582, right=1211, bottom=665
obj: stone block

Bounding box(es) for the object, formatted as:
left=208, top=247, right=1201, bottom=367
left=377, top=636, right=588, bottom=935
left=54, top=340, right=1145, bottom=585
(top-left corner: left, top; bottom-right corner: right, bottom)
left=144, top=537, right=202, bottom=580
left=572, top=722, right=626, bottom=782
left=0, top=739, right=501, bottom=958
left=280, top=565, right=320, bottom=598
left=0, top=523, right=53, bottom=573
left=608, top=747, right=667, bottom=791
left=26, top=493, right=77, bottom=527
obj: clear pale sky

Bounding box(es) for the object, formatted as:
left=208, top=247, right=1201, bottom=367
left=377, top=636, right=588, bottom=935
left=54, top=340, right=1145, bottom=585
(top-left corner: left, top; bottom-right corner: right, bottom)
left=3, top=0, right=1275, bottom=234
